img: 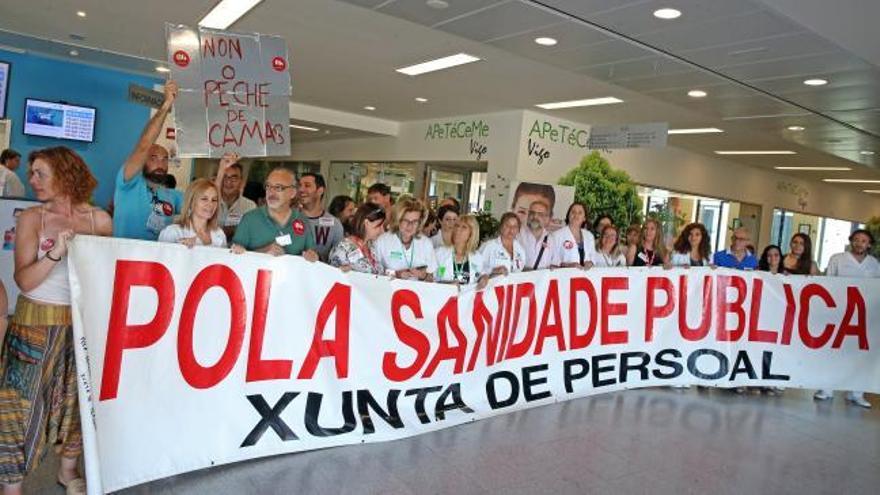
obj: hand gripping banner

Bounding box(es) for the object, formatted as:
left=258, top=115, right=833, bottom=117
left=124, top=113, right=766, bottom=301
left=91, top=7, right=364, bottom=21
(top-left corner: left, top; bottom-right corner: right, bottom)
left=68, top=236, right=880, bottom=492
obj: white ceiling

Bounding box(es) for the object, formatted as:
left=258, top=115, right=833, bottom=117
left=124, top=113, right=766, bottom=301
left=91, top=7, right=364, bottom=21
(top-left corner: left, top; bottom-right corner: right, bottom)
left=1, top=0, right=879, bottom=193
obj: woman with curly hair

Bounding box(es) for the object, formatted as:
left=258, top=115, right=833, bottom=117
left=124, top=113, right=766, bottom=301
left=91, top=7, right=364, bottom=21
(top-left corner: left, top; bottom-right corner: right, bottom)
left=0, top=147, right=112, bottom=495
left=670, top=223, right=712, bottom=267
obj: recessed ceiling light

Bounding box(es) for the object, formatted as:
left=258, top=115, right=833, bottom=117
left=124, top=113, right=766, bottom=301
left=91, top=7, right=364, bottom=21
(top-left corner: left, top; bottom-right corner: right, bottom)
left=654, top=8, right=682, bottom=20
left=803, top=78, right=828, bottom=86
left=535, top=37, right=558, bottom=46
left=69, top=49, right=79, bottom=57
left=426, top=0, right=449, bottom=9
left=863, top=190, right=880, bottom=194
left=823, top=179, right=880, bottom=184
left=687, top=90, right=707, bottom=98
left=668, top=128, right=724, bottom=135
left=774, top=166, right=852, bottom=171
left=289, top=124, right=320, bottom=132
left=76, top=11, right=87, bottom=18
left=535, top=97, right=623, bottom=110
left=155, top=66, right=170, bottom=73
left=199, top=0, right=264, bottom=30
left=786, top=125, right=805, bottom=131
left=715, top=150, right=797, bottom=155
left=861, top=150, right=876, bottom=155
left=396, top=53, right=481, bottom=76
left=415, top=97, right=428, bottom=103
left=364, top=106, right=376, bottom=111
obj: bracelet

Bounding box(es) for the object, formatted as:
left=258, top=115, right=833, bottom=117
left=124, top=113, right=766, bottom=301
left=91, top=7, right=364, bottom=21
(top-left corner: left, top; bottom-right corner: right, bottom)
left=45, top=251, right=61, bottom=262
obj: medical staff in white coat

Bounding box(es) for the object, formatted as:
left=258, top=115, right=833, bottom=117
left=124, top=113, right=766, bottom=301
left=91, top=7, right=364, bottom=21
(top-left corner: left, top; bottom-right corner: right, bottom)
left=434, top=214, right=488, bottom=288
left=550, top=202, right=596, bottom=268
left=375, top=196, right=437, bottom=281
left=481, top=212, right=526, bottom=276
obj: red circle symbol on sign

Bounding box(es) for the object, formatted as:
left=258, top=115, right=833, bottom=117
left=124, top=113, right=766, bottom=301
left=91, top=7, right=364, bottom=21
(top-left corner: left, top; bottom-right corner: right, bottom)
left=272, top=56, right=287, bottom=72
left=173, top=50, right=190, bottom=68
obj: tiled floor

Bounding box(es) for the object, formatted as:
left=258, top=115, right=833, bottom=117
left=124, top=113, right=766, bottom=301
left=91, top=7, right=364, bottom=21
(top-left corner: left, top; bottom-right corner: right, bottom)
left=26, top=388, right=880, bottom=494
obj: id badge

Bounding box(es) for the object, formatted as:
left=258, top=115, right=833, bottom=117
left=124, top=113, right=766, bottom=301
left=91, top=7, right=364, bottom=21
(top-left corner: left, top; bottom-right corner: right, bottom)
left=276, top=234, right=293, bottom=246
left=146, top=199, right=174, bottom=234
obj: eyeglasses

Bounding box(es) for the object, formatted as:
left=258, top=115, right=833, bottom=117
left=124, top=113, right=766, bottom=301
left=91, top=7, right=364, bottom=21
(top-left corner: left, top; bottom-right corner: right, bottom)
left=223, top=175, right=242, bottom=182
left=733, top=236, right=749, bottom=242
left=528, top=210, right=549, bottom=217
left=264, top=183, right=295, bottom=193
left=399, top=218, right=421, bottom=227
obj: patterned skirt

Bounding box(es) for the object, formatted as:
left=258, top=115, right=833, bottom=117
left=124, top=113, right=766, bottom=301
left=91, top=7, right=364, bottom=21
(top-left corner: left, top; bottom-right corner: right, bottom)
left=0, top=296, right=82, bottom=484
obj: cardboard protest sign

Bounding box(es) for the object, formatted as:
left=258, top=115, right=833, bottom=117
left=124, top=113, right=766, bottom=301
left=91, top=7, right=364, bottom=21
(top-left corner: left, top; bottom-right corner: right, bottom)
left=166, top=24, right=291, bottom=158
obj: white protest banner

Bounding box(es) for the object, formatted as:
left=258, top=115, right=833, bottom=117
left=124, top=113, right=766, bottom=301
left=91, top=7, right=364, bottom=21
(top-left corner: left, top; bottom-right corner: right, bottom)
left=69, top=236, right=880, bottom=493
left=166, top=24, right=291, bottom=158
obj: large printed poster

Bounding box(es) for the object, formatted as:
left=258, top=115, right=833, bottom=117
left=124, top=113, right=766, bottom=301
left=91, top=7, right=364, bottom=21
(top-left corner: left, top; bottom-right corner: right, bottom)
left=166, top=24, right=291, bottom=158
left=69, top=237, right=880, bottom=493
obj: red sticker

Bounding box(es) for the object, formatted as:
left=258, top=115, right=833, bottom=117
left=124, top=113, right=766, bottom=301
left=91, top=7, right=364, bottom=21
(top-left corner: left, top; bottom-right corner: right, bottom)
left=563, top=240, right=574, bottom=249
left=40, top=238, right=55, bottom=252
left=271, top=56, right=286, bottom=72
left=292, top=219, right=305, bottom=235
left=162, top=202, right=174, bottom=216
left=173, top=50, right=191, bottom=68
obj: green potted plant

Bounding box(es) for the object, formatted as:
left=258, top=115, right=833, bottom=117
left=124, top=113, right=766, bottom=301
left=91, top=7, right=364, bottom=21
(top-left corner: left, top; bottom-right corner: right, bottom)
left=558, top=151, right=643, bottom=228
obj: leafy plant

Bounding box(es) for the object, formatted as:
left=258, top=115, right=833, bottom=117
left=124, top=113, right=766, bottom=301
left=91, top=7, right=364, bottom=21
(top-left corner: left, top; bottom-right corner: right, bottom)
left=558, top=151, right=643, bottom=227
left=474, top=210, right=500, bottom=243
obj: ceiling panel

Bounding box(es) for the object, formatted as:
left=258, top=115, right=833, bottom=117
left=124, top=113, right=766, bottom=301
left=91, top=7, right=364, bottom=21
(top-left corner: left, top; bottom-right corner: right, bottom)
left=434, top=1, right=562, bottom=43
left=378, top=0, right=505, bottom=28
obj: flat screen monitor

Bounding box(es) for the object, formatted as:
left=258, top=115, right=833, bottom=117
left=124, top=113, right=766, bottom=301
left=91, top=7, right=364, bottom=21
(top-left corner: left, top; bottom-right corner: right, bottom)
left=23, top=98, right=96, bottom=143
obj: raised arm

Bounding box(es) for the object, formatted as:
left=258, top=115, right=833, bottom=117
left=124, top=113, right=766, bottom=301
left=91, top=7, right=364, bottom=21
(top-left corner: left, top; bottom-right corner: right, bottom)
left=214, top=152, right=241, bottom=191
left=122, top=80, right=178, bottom=181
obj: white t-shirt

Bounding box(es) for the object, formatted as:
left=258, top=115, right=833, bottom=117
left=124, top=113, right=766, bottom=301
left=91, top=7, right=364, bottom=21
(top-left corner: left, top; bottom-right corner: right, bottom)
left=158, top=223, right=227, bottom=247
left=219, top=195, right=257, bottom=227
left=549, top=227, right=596, bottom=266
left=590, top=250, right=627, bottom=268
left=669, top=252, right=710, bottom=267
left=434, top=246, right=485, bottom=284
left=480, top=237, right=527, bottom=274
left=825, top=252, right=880, bottom=278
left=375, top=232, right=438, bottom=274
left=0, top=166, right=25, bottom=197
left=517, top=227, right=555, bottom=270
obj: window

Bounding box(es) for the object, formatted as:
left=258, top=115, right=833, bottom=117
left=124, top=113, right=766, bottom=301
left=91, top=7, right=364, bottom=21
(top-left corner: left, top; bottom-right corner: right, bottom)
left=770, top=208, right=863, bottom=270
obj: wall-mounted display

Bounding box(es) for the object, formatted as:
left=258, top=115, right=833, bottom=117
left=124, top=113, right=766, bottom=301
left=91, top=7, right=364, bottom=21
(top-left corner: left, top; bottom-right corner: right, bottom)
left=23, top=97, right=96, bottom=142
left=0, top=61, right=9, bottom=119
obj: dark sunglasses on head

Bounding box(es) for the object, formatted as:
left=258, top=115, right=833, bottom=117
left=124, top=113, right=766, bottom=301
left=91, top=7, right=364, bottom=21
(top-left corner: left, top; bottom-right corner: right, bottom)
left=366, top=208, right=386, bottom=222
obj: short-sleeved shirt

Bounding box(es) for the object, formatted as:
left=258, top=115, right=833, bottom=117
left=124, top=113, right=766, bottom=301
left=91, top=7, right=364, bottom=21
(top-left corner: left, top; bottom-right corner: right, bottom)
left=480, top=237, right=527, bottom=274
left=517, top=227, right=555, bottom=270
left=232, top=206, right=315, bottom=255
left=0, top=167, right=25, bottom=197
left=158, top=223, right=227, bottom=247
left=826, top=252, right=880, bottom=278
left=219, top=195, right=257, bottom=227
left=374, top=232, right=438, bottom=274
left=112, top=167, right=183, bottom=240
left=434, top=246, right=485, bottom=284
left=713, top=249, right=758, bottom=270
left=303, top=210, right=344, bottom=261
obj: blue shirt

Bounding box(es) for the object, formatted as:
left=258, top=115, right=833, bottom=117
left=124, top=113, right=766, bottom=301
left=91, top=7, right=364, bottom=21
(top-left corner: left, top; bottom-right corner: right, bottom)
left=112, top=167, right=183, bottom=240
left=713, top=249, right=758, bottom=270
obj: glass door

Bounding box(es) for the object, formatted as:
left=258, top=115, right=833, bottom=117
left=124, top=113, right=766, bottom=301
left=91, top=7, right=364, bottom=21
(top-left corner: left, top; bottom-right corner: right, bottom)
left=427, top=166, right=469, bottom=210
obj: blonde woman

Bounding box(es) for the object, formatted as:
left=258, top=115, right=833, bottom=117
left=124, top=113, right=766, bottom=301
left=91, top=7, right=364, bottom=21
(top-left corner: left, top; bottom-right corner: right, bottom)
left=374, top=196, right=437, bottom=281
left=627, top=218, right=667, bottom=267
left=158, top=178, right=227, bottom=248
left=434, top=215, right=487, bottom=287
left=590, top=224, right=627, bottom=267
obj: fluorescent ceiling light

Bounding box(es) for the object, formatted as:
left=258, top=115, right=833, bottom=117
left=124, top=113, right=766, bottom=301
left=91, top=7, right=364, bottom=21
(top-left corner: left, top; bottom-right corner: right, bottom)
left=654, top=8, right=681, bottom=19
left=861, top=150, right=876, bottom=155
left=786, top=125, right=805, bottom=131
left=803, top=78, right=828, bottom=86
left=863, top=190, right=880, bottom=194
left=396, top=53, right=481, bottom=76
left=199, top=0, right=264, bottom=30
left=289, top=124, right=319, bottom=132
left=823, top=179, right=880, bottom=183
left=76, top=11, right=87, bottom=18
left=536, top=97, right=623, bottom=110
left=774, top=166, right=851, bottom=171
left=155, top=66, right=170, bottom=73
left=715, top=150, right=796, bottom=155
left=668, top=128, right=723, bottom=135
left=364, top=106, right=376, bottom=111
left=687, top=90, right=707, bottom=98
left=415, top=97, right=428, bottom=103
left=723, top=112, right=811, bottom=121
left=69, top=50, right=79, bottom=57
left=426, top=0, right=449, bottom=9
left=535, top=37, right=558, bottom=46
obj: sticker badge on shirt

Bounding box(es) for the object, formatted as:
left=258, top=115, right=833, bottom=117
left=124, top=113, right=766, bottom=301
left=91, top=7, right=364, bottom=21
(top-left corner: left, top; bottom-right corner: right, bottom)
left=563, top=240, right=574, bottom=250
left=292, top=219, right=306, bottom=236
left=276, top=234, right=293, bottom=246
left=40, top=238, right=55, bottom=252
left=318, top=217, right=335, bottom=227
left=146, top=197, right=175, bottom=234
left=389, top=251, right=404, bottom=260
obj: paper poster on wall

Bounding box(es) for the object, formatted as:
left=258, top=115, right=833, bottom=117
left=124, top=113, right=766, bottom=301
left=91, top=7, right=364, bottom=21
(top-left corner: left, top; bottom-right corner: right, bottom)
left=166, top=24, right=291, bottom=158
left=508, top=181, right=575, bottom=228
left=0, top=198, right=42, bottom=314
left=0, top=61, right=9, bottom=119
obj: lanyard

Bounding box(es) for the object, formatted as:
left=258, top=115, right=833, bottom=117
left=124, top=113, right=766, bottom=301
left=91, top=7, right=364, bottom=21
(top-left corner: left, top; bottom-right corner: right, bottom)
left=453, top=254, right=467, bottom=280
left=399, top=234, right=415, bottom=268
left=352, top=236, right=379, bottom=272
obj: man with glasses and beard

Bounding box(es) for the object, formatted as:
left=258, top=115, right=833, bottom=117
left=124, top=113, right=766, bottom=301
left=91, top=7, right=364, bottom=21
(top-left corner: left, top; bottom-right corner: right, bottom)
left=516, top=200, right=556, bottom=270
left=814, top=229, right=880, bottom=408
left=113, top=80, right=183, bottom=240
left=214, top=151, right=256, bottom=241
left=232, top=167, right=318, bottom=261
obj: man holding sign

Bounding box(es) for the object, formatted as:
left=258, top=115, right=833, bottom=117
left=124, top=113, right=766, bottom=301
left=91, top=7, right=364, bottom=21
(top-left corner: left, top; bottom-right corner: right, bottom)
left=113, top=80, right=183, bottom=240
left=232, top=167, right=318, bottom=261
